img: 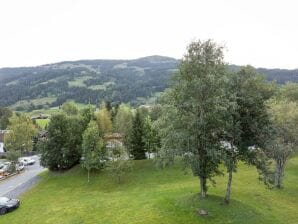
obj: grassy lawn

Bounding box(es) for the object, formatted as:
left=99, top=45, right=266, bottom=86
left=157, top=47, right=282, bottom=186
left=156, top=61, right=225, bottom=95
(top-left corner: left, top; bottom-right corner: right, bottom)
left=1, top=158, right=298, bottom=224
left=35, top=119, right=50, bottom=129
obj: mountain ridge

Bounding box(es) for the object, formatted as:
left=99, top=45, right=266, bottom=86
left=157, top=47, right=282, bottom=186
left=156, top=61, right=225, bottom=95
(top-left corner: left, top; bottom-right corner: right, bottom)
left=0, top=55, right=297, bottom=110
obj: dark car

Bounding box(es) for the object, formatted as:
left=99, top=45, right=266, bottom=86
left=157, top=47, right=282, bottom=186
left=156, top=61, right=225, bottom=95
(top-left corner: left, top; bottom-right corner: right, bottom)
left=0, top=197, right=20, bottom=215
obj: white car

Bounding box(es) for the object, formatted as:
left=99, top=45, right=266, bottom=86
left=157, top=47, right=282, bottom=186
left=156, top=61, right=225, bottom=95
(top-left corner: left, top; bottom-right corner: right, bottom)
left=0, top=163, right=10, bottom=175
left=16, top=162, right=25, bottom=171
left=18, top=157, right=35, bottom=166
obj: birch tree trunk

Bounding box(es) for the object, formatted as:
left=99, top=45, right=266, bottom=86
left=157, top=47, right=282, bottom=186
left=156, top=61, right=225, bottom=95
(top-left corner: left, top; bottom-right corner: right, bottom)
left=275, top=159, right=284, bottom=188
left=224, top=170, right=233, bottom=204
left=200, top=177, right=207, bottom=198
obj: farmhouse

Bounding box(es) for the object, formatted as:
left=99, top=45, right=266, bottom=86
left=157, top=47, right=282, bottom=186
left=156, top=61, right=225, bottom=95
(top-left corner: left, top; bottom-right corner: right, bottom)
left=104, top=133, right=123, bottom=149
left=31, top=113, right=49, bottom=120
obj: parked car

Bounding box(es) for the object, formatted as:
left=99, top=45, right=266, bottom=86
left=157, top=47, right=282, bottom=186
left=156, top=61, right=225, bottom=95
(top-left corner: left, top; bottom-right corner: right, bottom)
left=0, top=197, right=20, bottom=215
left=16, top=162, right=25, bottom=171
left=0, top=163, right=9, bottom=174
left=18, top=157, right=35, bottom=166
left=0, top=163, right=6, bottom=178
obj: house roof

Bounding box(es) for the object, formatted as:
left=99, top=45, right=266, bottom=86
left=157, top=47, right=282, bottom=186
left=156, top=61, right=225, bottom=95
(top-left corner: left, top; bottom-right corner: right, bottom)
left=104, top=133, right=123, bottom=141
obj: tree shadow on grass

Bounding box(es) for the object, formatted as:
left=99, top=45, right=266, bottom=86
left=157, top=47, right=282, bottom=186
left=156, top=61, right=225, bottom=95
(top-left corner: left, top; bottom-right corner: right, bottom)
left=160, top=193, right=276, bottom=224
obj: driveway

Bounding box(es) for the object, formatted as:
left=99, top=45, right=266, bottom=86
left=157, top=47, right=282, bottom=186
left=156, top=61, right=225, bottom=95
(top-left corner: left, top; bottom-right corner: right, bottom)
left=0, top=155, right=46, bottom=198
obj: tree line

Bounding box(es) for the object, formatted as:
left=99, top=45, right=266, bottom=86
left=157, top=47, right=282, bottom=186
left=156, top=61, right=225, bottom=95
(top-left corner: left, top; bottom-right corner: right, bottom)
left=40, top=101, right=161, bottom=182
left=0, top=57, right=177, bottom=109
left=1, top=101, right=161, bottom=182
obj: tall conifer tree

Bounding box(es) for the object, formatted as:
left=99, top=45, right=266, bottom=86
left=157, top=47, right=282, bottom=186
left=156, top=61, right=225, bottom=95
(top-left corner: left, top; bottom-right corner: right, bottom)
left=129, top=110, right=146, bottom=160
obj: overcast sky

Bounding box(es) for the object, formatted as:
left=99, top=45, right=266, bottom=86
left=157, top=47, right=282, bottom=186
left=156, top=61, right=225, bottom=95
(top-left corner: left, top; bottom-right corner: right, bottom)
left=0, top=0, right=297, bottom=69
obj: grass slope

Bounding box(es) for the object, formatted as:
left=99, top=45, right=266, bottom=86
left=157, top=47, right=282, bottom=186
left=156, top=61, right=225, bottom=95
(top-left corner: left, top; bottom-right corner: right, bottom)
left=9, top=97, right=57, bottom=111
left=35, top=119, right=50, bottom=129
left=1, top=158, right=298, bottom=224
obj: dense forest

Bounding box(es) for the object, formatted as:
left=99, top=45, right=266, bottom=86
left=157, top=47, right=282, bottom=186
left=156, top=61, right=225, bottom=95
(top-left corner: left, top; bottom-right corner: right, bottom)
left=0, top=55, right=297, bottom=110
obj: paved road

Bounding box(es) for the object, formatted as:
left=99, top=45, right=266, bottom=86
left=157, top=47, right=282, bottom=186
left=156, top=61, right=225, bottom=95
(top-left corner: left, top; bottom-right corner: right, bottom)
left=0, top=155, right=46, bottom=198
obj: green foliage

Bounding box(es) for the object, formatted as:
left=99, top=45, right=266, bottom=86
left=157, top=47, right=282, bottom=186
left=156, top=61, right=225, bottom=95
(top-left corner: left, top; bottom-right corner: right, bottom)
left=149, top=104, right=162, bottom=121
left=279, top=82, right=298, bottom=102
left=154, top=96, right=181, bottom=167
left=110, top=103, right=120, bottom=121
left=265, top=100, right=298, bottom=188
left=113, top=104, right=133, bottom=133
left=0, top=107, right=13, bottom=129
left=129, top=110, right=146, bottom=160
left=106, top=146, right=133, bottom=183
left=4, top=115, right=37, bottom=153
left=137, top=106, right=150, bottom=120
left=81, top=121, right=105, bottom=182
left=221, top=66, right=275, bottom=202
left=40, top=113, right=85, bottom=171
left=228, top=66, right=275, bottom=150
left=95, top=103, right=112, bottom=134
left=157, top=40, right=229, bottom=197
left=113, top=104, right=133, bottom=146
left=80, top=104, right=95, bottom=129
left=6, top=149, right=21, bottom=173
left=61, top=101, right=79, bottom=115
left=143, top=116, right=160, bottom=157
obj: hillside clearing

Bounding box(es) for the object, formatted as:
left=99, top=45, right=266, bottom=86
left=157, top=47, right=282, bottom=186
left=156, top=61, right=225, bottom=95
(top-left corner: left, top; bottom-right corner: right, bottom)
left=9, top=97, right=57, bottom=111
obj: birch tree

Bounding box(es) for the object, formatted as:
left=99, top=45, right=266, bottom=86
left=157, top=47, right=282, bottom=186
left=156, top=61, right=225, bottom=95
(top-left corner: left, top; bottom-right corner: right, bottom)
left=81, top=121, right=105, bottom=182
left=266, top=100, right=298, bottom=188
left=157, top=40, right=229, bottom=198
left=222, top=66, right=274, bottom=204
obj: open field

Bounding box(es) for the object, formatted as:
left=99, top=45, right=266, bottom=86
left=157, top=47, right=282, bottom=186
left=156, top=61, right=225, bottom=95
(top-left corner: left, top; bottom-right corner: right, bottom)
left=25, top=103, right=95, bottom=118
left=27, top=107, right=60, bottom=117
left=35, top=119, right=50, bottom=129
left=88, top=81, right=115, bottom=91
left=1, top=158, right=298, bottom=224
left=68, top=76, right=94, bottom=88
left=9, top=97, right=57, bottom=111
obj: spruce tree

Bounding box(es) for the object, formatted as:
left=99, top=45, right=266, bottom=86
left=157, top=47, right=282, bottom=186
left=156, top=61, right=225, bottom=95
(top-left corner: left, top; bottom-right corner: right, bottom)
left=129, top=110, right=146, bottom=160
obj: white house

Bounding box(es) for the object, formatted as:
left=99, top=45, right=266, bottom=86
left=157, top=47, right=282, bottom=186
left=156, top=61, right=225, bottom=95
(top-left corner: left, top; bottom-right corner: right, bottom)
left=0, top=142, right=4, bottom=153
left=0, top=130, right=8, bottom=154
left=104, top=133, right=123, bottom=149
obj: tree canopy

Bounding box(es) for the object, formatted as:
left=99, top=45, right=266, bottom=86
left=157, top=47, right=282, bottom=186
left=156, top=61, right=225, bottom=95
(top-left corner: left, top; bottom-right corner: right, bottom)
left=4, top=115, right=37, bottom=154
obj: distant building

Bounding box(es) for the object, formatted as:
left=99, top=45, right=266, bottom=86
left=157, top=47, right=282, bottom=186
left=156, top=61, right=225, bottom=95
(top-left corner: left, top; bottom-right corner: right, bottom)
left=0, top=142, right=4, bottom=153
left=0, top=130, right=9, bottom=154
left=104, top=133, right=123, bottom=149
left=31, top=113, right=49, bottom=120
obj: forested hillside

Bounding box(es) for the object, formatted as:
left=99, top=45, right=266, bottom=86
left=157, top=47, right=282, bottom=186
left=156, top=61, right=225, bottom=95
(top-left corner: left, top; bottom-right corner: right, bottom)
left=0, top=56, right=178, bottom=110
left=0, top=55, right=297, bottom=110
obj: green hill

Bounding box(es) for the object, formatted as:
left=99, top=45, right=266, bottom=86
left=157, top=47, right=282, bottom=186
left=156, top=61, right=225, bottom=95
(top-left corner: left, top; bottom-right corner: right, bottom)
left=0, top=56, right=178, bottom=109
left=1, top=158, right=298, bottom=224
left=0, top=56, right=298, bottom=110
